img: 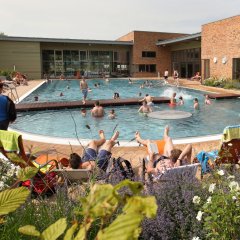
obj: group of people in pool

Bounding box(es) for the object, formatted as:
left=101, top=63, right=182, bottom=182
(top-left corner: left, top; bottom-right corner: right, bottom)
left=68, top=125, right=192, bottom=179
left=80, top=100, right=116, bottom=119
left=138, top=92, right=212, bottom=114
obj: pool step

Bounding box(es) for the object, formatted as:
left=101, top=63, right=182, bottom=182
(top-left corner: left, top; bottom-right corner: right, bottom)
left=208, top=93, right=240, bottom=99
left=16, top=97, right=170, bottom=112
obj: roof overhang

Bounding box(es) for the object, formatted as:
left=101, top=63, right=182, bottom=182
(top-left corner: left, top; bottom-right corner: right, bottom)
left=0, top=36, right=133, bottom=46
left=156, top=32, right=201, bottom=46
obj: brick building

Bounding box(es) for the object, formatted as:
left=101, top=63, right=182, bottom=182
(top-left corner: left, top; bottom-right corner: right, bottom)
left=0, top=15, right=239, bottom=80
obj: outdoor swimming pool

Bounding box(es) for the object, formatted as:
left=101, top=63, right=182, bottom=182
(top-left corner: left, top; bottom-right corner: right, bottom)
left=12, top=79, right=240, bottom=140
left=21, top=79, right=196, bottom=102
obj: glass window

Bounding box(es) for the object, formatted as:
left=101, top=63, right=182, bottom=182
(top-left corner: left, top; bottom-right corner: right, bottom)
left=89, top=51, right=99, bottom=61
left=63, top=50, right=71, bottom=61
left=42, top=50, right=54, bottom=61
left=233, top=58, right=240, bottom=80
left=139, top=65, right=145, bottom=72
left=80, top=51, right=87, bottom=61
left=71, top=51, right=79, bottom=61
left=55, top=50, right=62, bottom=61
left=114, top=52, right=119, bottom=61
left=142, top=51, right=156, bottom=58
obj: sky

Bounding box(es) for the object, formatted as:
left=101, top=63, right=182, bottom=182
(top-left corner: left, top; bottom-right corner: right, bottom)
left=0, top=0, right=239, bottom=40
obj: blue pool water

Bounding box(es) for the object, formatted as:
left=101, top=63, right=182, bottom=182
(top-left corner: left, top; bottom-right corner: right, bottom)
left=22, top=79, right=200, bottom=102
left=13, top=79, right=240, bottom=140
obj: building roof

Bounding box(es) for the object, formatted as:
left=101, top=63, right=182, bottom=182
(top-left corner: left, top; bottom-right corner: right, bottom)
left=0, top=36, right=133, bottom=45
left=156, top=32, right=201, bottom=46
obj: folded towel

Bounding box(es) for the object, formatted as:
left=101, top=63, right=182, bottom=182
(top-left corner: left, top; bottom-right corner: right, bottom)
left=0, top=130, right=21, bottom=152
left=222, top=125, right=240, bottom=143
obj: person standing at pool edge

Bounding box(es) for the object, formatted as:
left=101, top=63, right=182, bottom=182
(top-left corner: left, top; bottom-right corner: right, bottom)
left=80, top=77, right=88, bottom=104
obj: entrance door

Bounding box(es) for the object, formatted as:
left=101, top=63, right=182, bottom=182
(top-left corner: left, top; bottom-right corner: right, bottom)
left=180, top=63, right=187, bottom=78
left=187, top=63, right=193, bottom=78
left=203, top=59, right=210, bottom=80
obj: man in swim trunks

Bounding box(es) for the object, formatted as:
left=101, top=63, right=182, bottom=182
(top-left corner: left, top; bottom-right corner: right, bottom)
left=80, top=77, right=88, bottom=104
left=91, top=100, right=105, bottom=117
left=138, top=101, right=152, bottom=114
left=69, top=130, right=119, bottom=171
left=140, top=94, right=154, bottom=106
left=135, top=125, right=192, bottom=176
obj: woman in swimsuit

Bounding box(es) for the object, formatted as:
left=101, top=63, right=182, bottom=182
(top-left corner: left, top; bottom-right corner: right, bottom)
left=135, top=125, right=192, bottom=176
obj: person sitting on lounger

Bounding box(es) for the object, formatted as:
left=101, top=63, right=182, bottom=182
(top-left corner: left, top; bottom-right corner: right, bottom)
left=69, top=130, right=119, bottom=171
left=135, top=125, right=192, bottom=175
left=191, top=72, right=201, bottom=82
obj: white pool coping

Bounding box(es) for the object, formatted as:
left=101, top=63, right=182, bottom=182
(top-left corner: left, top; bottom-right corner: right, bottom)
left=13, top=80, right=222, bottom=146
left=8, top=127, right=222, bottom=146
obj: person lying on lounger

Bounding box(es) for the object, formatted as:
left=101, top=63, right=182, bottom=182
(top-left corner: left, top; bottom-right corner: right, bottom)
left=135, top=125, right=192, bottom=175
left=69, top=130, right=119, bottom=171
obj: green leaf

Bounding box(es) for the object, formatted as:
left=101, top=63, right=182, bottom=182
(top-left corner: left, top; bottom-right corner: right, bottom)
left=17, top=166, right=38, bottom=181
left=74, top=222, right=92, bottom=240
left=80, top=184, right=118, bottom=218
left=64, top=223, right=78, bottom=240
left=97, top=213, right=142, bottom=240
left=18, top=225, right=40, bottom=237
left=123, top=196, right=157, bottom=218
left=0, top=187, right=30, bottom=215
left=41, top=218, right=67, bottom=240
left=114, top=180, right=143, bottom=195
left=6, top=152, right=27, bottom=166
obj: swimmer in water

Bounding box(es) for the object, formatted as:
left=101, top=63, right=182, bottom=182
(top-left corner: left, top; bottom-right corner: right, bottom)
left=177, top=96, right=184, bottom=105
left=81, top=108, right=87, bottom=117
left=60, top=92, right=64, bottom=97
left=204, top=94, right=211, bottom=105
left=108, top=109, right=116, bottom=119
left=194, top=98, right=199, bottom=110
left=138, top=101, right=152, bottom=114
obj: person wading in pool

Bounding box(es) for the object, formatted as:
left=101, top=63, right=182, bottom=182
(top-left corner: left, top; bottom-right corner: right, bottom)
left=139, top=94, right=154, bottom=106
left=80, top=77, right=88, bottom=104
left=91, top=100, right=105, bottom=117
left=138, top=101, right=152, bottom=114
left=69, top=130, right=119, bottom=171
left=135, top=125, right=192, bottom=176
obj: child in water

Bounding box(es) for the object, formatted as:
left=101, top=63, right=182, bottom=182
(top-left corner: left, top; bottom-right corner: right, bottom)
left=178, top=96, right=184, bottom=105
left=81, top=108, right=87, bottom=117
left=194, top=98, right=199, bottom=109
left=204, top=94, right=211, bottom=105
left=108, top=109, right=116, bottom=119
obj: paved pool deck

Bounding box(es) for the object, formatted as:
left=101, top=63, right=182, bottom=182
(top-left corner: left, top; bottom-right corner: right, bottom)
left=4, top=78, right=240, bottom=166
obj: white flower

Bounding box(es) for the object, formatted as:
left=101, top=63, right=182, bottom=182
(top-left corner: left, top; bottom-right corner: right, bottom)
left=209, top=183, right=216, bottom=193
left=232, top=196, right=237, bottom=201
left=192, top=237, right=200, bottom=240
left=196, top=211, right=203, bottom=221
left=0, top=181, right=4, bottom=190
left=229, top=181, right=240, bottom=192
left=206, top=196, right=212, bottom=204
left=193, top=196, right=201, bottom=204
left=217, top=170, right=224, bottom=176
left=228, top=143, right=233, bottom=146
left=227, top=175, right=235, bottom=179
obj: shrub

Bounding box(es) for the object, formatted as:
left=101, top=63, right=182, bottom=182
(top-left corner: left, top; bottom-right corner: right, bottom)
left=142, top=169, right=207, bottom=240
left=194, top=167, right=240, bottom=240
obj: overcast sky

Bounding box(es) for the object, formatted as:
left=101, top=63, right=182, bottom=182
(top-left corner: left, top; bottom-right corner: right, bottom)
left=0, top=0, right=239, bottom=40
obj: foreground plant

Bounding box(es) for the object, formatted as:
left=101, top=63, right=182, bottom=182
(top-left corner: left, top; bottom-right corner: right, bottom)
left=194, top=168, right=240, bottom=240
left=18, top=180, right=157, bottom=240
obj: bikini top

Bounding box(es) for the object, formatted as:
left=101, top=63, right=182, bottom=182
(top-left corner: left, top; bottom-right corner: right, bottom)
left=153, top=155, right=169, bottom=168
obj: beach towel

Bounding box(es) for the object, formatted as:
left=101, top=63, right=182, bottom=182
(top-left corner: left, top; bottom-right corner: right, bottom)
left=0, top=130, right=20, bottom=152
left=222, top=125, right=240, bottom=143
left=196, top=150, right=218, bottom=173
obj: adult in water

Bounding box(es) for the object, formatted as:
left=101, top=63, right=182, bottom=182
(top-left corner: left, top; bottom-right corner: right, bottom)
left=135, top=125, right=192, bottom=176
left=80, top=77, right=88, bottom=104
left=91, top=100, right=105, bottom=117
left=138, top=101, right=152, bottom=114
left=69, top=130, right=119, bottom=171
left=139, top=94, right=154, bottom=106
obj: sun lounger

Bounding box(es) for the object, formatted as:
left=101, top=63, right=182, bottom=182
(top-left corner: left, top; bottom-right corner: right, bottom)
left=53, top=168, right=92, bottom=182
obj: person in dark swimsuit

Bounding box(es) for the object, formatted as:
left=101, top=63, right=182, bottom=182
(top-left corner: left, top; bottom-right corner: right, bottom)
left=135, top=125, right=192, bottom=176
left=69, top=130, right=119, bottom=171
